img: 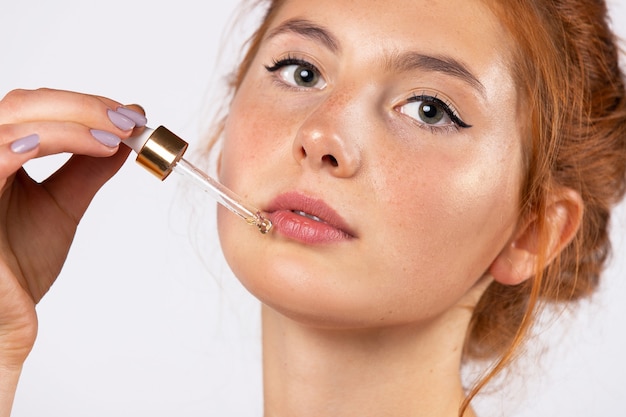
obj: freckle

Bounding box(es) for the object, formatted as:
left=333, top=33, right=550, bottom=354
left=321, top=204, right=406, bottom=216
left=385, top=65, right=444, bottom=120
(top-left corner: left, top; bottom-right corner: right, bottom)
left=325, top=90, right=353, bottom=109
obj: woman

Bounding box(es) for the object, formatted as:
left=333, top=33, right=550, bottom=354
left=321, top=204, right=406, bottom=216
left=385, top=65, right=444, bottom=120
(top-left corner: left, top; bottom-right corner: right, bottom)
left=1, top=0, right=625, bottom=416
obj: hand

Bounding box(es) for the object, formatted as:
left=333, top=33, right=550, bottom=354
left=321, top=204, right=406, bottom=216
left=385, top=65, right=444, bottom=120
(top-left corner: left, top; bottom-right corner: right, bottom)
left=0, top=88, right=146, bottom=375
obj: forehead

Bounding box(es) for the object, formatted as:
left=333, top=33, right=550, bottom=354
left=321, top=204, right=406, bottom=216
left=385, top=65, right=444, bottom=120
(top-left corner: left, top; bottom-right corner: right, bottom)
left=269, top=0, right=507, bottom=52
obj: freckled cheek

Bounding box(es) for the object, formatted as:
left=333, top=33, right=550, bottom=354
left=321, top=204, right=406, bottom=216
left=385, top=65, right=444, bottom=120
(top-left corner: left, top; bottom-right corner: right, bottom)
left=220, top=91, right=288, bottom=190
left=446, top=154, right=518, bottom=226
left=420, top=147, right=522, bottom=270
left=377, top=140, right=521, bottom=269
left=218, top=88, right=286, bottom=283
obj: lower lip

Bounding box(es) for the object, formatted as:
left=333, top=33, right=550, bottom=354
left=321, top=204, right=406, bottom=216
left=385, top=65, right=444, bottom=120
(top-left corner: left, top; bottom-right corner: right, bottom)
left=268, top=210, right=352, bottom=244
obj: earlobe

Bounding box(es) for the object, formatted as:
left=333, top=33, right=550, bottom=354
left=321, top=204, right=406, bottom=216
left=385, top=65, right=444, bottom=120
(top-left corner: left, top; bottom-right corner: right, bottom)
left=489, top=187, right=584, bottom=286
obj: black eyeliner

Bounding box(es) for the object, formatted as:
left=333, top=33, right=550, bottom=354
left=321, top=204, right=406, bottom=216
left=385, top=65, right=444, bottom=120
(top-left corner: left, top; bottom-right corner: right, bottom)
left=407, top=94, right=472, bottom=129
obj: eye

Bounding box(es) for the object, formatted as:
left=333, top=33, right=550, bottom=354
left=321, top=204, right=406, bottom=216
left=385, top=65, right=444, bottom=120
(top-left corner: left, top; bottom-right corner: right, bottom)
left=397, top=94, right=471, bottom=131
left=265, top=57, right=327, bottom=89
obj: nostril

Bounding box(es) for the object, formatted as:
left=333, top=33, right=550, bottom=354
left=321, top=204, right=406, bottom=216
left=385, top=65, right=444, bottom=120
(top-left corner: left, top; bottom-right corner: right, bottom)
left=322, top=154, right=339, bottom=167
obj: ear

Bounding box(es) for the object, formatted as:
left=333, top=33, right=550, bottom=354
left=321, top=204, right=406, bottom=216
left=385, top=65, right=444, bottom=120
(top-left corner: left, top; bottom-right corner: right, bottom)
left=489, top=187, right=583, bottom=286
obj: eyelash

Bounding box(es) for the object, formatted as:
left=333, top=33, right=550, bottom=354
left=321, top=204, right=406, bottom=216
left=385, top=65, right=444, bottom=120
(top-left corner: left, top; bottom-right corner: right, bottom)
left=266, top=55, right=313, bottom=72
left=265, top=55, right=325, bottom=89
left=403, top=94, right=472, bottom=132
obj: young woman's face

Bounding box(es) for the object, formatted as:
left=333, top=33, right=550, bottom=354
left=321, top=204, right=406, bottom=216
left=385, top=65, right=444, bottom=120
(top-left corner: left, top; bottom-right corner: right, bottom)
left=218, top=0, right=523, bottom=328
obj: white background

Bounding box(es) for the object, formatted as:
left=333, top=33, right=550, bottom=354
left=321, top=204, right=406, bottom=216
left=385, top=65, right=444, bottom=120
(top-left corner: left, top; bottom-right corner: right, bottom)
left=0, top=1, right=625, bottom=416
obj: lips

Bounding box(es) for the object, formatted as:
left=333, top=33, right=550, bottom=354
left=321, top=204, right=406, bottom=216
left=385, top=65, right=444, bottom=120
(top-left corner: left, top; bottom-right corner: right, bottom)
left=266, top=192, right=355, bottom=244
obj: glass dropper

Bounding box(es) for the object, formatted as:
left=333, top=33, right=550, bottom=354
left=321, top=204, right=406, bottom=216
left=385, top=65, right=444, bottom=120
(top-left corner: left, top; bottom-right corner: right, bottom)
left=123, top=126, right=272, bottom=234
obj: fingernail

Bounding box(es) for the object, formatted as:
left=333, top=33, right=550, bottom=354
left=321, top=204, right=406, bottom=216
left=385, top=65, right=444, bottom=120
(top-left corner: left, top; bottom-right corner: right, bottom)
left=10, top=133, right=40, bottom=154
left=91, top=129, right=121, bottom=147
left=115, top=107, right=147, bottom=128
left=107, top=109, right=135, bottom=131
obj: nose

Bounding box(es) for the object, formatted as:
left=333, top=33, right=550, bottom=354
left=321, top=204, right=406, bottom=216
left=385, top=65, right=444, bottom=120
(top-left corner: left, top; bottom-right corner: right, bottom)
left=292, top=100, right=363, bottom=178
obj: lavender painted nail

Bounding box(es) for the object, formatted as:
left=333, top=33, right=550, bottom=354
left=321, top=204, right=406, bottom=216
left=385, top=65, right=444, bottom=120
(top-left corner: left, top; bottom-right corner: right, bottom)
left=115, top=107, right=147, bottom=128
left=107, top=109, right=135, bottom=131
left=10, top=133, right=40, bottom=154
left=91, top=129, right=121, bottom=147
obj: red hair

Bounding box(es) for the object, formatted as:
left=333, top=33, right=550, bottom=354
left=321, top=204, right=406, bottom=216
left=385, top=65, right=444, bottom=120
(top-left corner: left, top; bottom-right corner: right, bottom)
left=462, top=0, right=626, bottom=412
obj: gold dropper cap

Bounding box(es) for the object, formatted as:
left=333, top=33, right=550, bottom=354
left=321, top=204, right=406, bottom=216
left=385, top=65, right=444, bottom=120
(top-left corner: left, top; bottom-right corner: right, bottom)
left=134, top=126, right=188, bottom=180
left=123, top=125, right=273, bottom=234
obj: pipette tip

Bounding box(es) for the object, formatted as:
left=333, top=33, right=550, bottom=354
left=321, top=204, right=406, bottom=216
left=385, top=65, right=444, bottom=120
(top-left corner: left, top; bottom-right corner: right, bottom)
left=254, top=213, right=273, bottom=234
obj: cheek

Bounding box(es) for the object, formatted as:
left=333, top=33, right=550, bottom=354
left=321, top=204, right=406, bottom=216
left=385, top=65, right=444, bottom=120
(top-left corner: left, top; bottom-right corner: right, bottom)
left=220, top=98, right=262, bottom=186
left=217, top=85, right=301, bottom=303
left=368, top=135, right=523, bottom=299
left=219, top=86, right=295, bottom=191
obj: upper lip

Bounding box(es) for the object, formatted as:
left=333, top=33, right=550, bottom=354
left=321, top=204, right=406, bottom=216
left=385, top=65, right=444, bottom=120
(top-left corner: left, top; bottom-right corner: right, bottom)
left=266, top=191, right=356, bottom=237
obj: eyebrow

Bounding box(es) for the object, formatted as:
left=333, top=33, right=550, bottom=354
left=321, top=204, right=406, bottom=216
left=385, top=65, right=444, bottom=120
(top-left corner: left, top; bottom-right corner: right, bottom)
left=266, top=18, right=340, bottom=53
left=266, top=18, right=485, bottom=97
left=389, top=52, right=486, bottom=97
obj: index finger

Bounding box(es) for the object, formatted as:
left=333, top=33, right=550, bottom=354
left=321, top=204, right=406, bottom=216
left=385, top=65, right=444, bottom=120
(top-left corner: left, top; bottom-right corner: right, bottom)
left=0, top=89, right=136, bottom=137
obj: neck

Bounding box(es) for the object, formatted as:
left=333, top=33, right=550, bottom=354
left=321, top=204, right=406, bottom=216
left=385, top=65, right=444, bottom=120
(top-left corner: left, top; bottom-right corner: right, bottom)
left=261, top=305, right=476, bottom=417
